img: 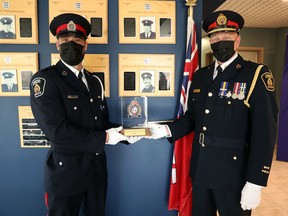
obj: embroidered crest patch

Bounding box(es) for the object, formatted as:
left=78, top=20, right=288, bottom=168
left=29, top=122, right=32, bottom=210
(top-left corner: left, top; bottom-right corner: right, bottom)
left=261, top=72, right=275, bottom=91
left=31, top=77, right=46, bottom=98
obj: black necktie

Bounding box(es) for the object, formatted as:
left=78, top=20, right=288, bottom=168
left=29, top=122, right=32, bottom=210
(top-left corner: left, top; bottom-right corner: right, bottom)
left=215, top=65, right=223, bottom=79
left=78, top=71, right=83, bottom=81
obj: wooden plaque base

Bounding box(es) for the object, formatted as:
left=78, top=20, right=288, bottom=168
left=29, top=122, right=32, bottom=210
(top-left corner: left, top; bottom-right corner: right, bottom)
left=121, top=128, right=151, bottom=137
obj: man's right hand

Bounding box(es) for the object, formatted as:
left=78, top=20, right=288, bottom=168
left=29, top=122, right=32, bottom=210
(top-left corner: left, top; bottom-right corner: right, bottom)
left=105, top=126, right=127, bottom=145
left=148, top=124, right=171, bottom=139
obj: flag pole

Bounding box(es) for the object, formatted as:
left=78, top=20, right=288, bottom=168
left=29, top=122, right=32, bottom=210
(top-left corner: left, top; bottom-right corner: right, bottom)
left=185, top=0, right=197, bottom=18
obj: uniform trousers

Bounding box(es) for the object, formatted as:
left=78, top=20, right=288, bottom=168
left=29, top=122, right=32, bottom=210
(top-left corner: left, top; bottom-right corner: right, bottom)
left=192, top=184, right=251, bottom=216
left=45, top=182, right=107, bottom=216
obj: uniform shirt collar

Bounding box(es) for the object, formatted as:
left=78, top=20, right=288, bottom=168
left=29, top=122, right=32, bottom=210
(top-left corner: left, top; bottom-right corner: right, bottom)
left=61, top=59, right=84, bottom=77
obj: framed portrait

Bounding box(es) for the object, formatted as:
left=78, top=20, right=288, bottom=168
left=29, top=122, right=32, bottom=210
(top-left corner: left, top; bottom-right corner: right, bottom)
left=0, top=0, right=38, bottom=44
left=18, top=106, right=51, bottom=148
left=119, top=54, right=175, bottom=97
left=51, top=53, right=110, bottom=97
left=119, top=0, right=176, bottom=44
left=49, top=0, right=108, bottom=44
left=0, top=52, right=38, bottom=96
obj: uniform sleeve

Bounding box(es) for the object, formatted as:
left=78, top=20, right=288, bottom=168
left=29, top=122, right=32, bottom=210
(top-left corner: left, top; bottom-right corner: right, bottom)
left=246, top=66, right=278, bottom=186
left=30, top=72, right=106, bottom=154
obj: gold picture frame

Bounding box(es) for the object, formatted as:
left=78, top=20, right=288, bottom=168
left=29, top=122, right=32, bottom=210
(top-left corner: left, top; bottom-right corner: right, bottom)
left=51, top=53, right=110, bottom=97
left=0, top=0, right=38, bottom=44
left=18, top=106, right=51, bottom=148
left=49, top=0, right=108, bottom=44
left=119, top=0, right=176, bottom=44
left=0, top=52, right=38, bottom=96
left=118, top=53, right=175, bottom=97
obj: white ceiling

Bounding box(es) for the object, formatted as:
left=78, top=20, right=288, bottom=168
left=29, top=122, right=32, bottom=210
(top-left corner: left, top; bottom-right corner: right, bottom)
left=216, top=0, right=288, bottom=28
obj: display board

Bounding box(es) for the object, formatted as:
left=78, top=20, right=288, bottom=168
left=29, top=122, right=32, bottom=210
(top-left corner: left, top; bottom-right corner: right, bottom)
left=0, top=52, right=38, bottom=96
left=49, top=0, right=108, bottom=44
left=0, top=0, right=38, bottom=44
left=118, top=53, right=175, bottom=96
left=119, top=0, right=176, bottom=44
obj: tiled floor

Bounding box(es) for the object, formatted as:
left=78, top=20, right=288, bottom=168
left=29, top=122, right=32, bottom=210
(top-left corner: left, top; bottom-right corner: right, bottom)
left=252, top=153, right=288, bottom=216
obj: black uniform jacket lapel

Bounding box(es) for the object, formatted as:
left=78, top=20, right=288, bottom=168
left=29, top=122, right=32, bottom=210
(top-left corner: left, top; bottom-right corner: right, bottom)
left=56, top=60, right=89, bottom=94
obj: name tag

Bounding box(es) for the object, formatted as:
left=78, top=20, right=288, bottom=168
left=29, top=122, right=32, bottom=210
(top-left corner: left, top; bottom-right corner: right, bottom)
left=67, top=95, right=78, bottom=99
left=193, top=89, right=201, bottom=93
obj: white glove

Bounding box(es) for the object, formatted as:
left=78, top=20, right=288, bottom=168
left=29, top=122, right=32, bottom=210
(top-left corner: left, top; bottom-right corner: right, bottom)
left=240, top=182, right=262, bottom=210
left=105, top=126, right=127, bottom=145
left=127, top=136, right=143, bottom=144
left=148, top=124, right=171, bottom=139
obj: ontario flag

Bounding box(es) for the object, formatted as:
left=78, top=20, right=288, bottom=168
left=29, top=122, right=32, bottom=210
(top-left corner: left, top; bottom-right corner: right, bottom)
left=168, top=15, right=199, bottom=216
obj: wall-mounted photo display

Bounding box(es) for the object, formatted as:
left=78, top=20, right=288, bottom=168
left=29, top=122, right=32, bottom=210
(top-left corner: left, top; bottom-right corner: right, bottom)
left=49, top=0, right=108, bottom=44
left=18, top=106, right=51, bottom=148
left=118, top=54, right=175, bottom=96
left=0, top=52, right=38, bottom=96
left=51, top=53, right=110, bottom=97
left=119, top=0, right=175, bottom=44
left=0, top=0, right=38, bottom=44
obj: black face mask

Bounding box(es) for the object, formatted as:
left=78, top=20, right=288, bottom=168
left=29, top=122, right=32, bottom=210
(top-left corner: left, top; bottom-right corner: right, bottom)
left=211, top=40, right=235, bottom=62
left=60, top=41, right=85, bottom=66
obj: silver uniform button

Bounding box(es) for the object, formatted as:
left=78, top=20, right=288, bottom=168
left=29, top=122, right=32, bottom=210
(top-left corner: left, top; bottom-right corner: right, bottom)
left=228, top=101, right=231, bottom=105
left=59, top=162, right=63, bottom=166
left=74, top=106, right=77, bottom=110
left=90, top=98, right=93, bottom=102
left=208, top=92, right=213, bottom=97
left=205, top=109, right=210, bottom=114
left=203, top=126, right=207, bottom=131
left=233, top=156, right=237, bottom=160
left=96, top=153, right=99, bottom=155
left=95, top=116, right=97, bottom=120
left=201, top=144, right=205, bottom=147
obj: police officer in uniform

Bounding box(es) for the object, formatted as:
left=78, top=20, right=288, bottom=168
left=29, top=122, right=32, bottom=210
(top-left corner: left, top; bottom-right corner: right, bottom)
left=149, top=10, right=278, bottom=216
left=141, top=72, right=155, bottom=92
left=30, top=13, right=135, bottom=216
left=1, top=71, right=18, bottom=92
left=0, top=17, right=16, bottom=39
left=140, top=19, right=156, bottom=39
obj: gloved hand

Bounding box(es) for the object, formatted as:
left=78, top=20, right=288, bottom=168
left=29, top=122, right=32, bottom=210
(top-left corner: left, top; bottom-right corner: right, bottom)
left=127, top=136, right=143, bottom=144
left=240, top=182, right=262, bottom=210
left=105, top=126, right=127, bottom=145
left=148, top=124, right=171, bottom=139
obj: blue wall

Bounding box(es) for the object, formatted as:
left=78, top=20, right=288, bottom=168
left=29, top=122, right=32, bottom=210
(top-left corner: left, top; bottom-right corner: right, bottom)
left=0, top=1, right=203, bottom=215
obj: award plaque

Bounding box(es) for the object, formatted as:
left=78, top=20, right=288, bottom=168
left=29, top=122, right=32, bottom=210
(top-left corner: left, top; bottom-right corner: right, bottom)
left=121, top=96, right=151, bottom=136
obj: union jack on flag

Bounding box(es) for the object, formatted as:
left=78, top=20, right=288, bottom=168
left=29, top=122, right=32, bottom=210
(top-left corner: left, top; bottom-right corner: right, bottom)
left=168, top=15, right=199, bottom=216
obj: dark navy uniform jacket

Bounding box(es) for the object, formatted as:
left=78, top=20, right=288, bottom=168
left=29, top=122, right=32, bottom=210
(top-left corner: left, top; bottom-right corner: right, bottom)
left=0, top=30, right=16, bottom=39
left=30, top=60, right=117, bottom=196
left=168, top=55, right=278, bottom=192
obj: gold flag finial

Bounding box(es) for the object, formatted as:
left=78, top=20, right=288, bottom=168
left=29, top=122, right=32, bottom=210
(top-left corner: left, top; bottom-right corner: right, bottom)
left=185, top=0, right=197, bottom=7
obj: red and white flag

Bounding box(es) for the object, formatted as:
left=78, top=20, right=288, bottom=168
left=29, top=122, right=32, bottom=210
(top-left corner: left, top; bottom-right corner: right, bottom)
left=168, top=15, right=199, bottom=216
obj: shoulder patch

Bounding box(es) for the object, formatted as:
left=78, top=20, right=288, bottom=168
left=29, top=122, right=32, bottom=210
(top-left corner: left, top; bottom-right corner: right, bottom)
left=261, top=71, right=275, bottom=91
left=31, top=77, right=46, bottom=98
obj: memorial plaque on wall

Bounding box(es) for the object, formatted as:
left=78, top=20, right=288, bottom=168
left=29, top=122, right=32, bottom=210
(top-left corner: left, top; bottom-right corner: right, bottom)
left=18, top=106, right=51, bottom=148
left=0, top=0, right=38, bottom=44
left=51, top=53, right=110, bottom=97
left=119, top=54, right=175, bottom=97
left=49, top=0, right=108, bottom=44
left=119, top=0, right=176, bottom=44
left=0, top=52, right=38, bottom=96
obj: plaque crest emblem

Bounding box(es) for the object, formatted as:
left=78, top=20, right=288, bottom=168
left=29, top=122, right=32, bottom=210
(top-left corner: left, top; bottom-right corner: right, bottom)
left=67, top=20, right=76, bottom=32
left=216, top=13, right=228, bottom=26
left=127, top=100, right=142, bottom=118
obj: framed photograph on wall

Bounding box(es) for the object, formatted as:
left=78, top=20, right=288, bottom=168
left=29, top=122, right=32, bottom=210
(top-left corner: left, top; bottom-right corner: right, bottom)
left=18, top=106, right=51, bottom=148
left=51, top=53, right=110, bottom=97
left=0, top=0, right=38, bottom=44
left=0, top=52, right=38, bottom=96
left=119, top=0, right=176, bottom=44
left=49, top=0, right=108, bottom=44
left=118, top=54, right=175, bottom=97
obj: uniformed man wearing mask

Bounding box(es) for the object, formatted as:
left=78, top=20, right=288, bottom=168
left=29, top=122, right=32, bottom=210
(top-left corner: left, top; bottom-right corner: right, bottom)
left=30, top=13, right=138, bottom=216
left=148, top=10, right=278, bottom=216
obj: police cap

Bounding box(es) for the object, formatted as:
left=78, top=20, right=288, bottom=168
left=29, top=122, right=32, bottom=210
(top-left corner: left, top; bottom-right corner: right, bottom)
left=49, top=13, right=91, bottom=38
left=203, top=10, right=244, bottom=36
left=142, top=20, right=153, bottom=26
left=2, top=72, right=14, bottom=79
left=141, top=72, right=152, bottom=79
left=0, top=17, right=13, bottom=25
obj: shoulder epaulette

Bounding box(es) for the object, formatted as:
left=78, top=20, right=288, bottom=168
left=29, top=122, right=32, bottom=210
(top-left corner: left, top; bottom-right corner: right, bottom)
left=41, top=65, right=55, bottom=72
